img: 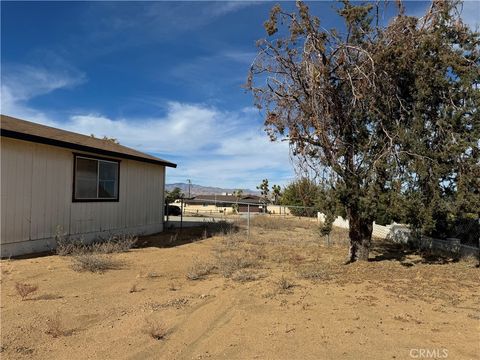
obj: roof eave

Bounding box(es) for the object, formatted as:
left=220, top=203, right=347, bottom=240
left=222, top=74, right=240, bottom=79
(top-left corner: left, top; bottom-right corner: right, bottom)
left=1, top=129, right=177, bottom=168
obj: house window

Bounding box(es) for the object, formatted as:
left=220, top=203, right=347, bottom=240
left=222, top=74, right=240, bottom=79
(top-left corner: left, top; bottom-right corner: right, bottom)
left=74, top=155, right=119, bottom=201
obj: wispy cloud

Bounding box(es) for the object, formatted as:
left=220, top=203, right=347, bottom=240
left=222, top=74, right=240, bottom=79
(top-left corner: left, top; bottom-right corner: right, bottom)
left=1, top=62, right=86, bottom=122
left=75, top=1, right=262, bottom=57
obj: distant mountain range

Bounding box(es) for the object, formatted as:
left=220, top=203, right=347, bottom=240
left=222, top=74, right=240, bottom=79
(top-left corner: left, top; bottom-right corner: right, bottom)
left=165, top=183, right=259, bottom=196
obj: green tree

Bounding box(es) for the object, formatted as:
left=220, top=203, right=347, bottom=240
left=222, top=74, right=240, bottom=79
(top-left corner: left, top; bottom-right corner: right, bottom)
left=165, top=187, right=184, bottom=204
left=232, top=189, right=244, bottom=213
left=247, top=1, right=479, bottom=262
left=256, top=179, right=270, bottom=204
left=280, top=178, right=319, bottom=217
left=272, top=184, right=282, bottom=205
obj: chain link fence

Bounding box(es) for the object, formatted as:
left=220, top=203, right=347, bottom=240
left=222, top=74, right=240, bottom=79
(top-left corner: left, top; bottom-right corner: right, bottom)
left=165, top=198, right=479, bottom=258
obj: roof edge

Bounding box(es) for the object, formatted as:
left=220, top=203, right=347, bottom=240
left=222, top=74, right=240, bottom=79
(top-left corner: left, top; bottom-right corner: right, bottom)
left=1, top=129, right=177, bottom=168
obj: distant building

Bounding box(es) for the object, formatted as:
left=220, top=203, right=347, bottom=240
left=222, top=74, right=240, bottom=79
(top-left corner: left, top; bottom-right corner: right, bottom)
left=183, top=194, right=265, bottom=213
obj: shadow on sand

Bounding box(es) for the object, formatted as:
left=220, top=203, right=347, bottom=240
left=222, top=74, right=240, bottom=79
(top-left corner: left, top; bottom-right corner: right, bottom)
left=137, top=221, right=240, bottom=249
left=369, top=239, right=471, bottom=265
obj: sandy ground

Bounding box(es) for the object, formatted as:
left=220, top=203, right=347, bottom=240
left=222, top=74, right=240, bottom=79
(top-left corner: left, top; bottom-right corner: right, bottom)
left=1, top=218, right=479, bottom=360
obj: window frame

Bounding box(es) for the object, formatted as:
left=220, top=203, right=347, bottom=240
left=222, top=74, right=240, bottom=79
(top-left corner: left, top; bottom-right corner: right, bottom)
left=72, top=153, right=120, bottom=202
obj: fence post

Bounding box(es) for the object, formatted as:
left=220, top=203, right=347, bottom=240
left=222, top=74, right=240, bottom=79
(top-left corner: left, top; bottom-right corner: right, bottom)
left=166, top=203, right=169, bottom=224
left=247, top=204, right=250, bottom=238
left=180, top=198, right=183, bottom=230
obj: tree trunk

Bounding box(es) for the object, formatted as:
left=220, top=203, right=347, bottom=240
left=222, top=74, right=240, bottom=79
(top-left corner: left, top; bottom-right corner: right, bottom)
left=347, top=210, right=373, bottom=263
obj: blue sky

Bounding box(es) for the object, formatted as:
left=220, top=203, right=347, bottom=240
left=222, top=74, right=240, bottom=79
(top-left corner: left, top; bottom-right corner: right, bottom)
left=1, top=1, right=478, bottom=189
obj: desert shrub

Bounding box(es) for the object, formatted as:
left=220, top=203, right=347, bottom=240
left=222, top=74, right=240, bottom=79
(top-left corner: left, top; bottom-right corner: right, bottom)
left=57, top=234, right=137, bottom=256
left=251, top=216, right=285, bottom=230
left=231, top=269, right=262, bottom=282
left=251, top=216, right=316, bottom=231
left=318, top=226, right=350, bottom=246
left=297, top=265, right=331, bottom=281
left=56, top=237, right=86, bottom=256
left=146, top=271, right=160, bottom=279
left=277, top=276, right=294, bottom=292
left=459, top=254, right=479, bottom=268
left=186, top=260, right=214, bottom=280
left=144, top=318, right=168, bottom=340
left=92, top=234, right=137, bottom=253
left=15, top=282, right=38, bottom=300
left=168, top=282, right=178, bottom=291
left=71, top=254, right=121, bottom=273
left=215, top=251, right=259, bottom=278
left=45, top=313, right=72, bottom=338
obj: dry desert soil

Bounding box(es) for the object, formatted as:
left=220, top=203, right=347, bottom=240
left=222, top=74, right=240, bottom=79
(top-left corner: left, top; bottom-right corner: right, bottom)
left=1, top=217, right=479, bottom=360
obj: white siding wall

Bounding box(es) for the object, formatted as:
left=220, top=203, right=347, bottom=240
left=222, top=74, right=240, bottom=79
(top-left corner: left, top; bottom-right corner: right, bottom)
left=1, top=137, right=165, bottom=257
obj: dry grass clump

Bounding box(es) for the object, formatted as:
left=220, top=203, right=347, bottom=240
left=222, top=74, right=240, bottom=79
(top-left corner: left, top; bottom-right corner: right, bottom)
left=277, top=276, right=295, bottom=292
left=57, top=234, right=137, bottom=256
left=297, top=264, right=331, bottom=281
left=215, top=250, right=260, bottom=278
left=324, top=227, right=352, bottom=246
left=270, top=247, right=295, bottom=264
left=251, top=216, right=288, bottom=230
left=251, top=215, right=317, bottom=231
left=213, top=233, right=264, bottom=278
left=71, top=254, right=122, bottom=273
left=231, top=269, right=262, bottom=283
left=1, top=261, right=14, bottom=276
left=56, top=237, right=85, bottom=256
left=146, top=271, right=161, bottom=278
left=144, top=318, right=168, bottom=340
left=186, top=259, right=215, bottom=280
left=459, top=254, right=479, bottom=268
left=15, top=282, right=38, bottom=300
left=169, top=282, right=178, bottom=291
left=92, top=234, right=137, bottom=253
left=45, top=313, right=73, bottom=338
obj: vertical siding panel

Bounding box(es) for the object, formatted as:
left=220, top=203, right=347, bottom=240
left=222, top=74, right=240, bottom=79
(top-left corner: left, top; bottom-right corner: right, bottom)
left=12, top=142, right=21, bottom=242
left=150, top=166, right=156, bottom=224
left=65, top=153, right=72, bottom=235
left=31, top=145, right=45, bottom=239
left=137, top=162, right=143, bottom=226
left=127, top=161, right=136, bottom=227
left=124, top=160, right=129, bottom=228
left=22, top=144, right=33, bottom=241
left=0, top=143, right=7, bottom=243
left=2, top=142, right=15, bottom=243
left=44, top=149, right=54, bottom=238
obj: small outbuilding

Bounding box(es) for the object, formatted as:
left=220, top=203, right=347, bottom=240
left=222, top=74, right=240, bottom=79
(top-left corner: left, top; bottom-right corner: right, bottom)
left=1, top=115, right=177, bottom=257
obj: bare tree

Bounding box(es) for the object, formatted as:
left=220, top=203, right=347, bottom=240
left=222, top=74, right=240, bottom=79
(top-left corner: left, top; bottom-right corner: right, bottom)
left=247, top=1, right=479, bottom=262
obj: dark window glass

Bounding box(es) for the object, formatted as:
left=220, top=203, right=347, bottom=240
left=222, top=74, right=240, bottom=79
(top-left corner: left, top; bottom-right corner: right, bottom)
left=75, top=158, right=98, bottom=198
left=99, top=161, right=118, bottom=198
left=74, top=156, right=119, bottom=201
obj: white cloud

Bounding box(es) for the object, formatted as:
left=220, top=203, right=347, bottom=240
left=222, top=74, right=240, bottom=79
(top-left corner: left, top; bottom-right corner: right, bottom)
left=2, top=63, right=86, bottom=101
left=1, top=64, right=294, bottom=189
left=58, top=103, right=294, bottom=189
left=1, top=62, right=86, bottom=123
